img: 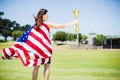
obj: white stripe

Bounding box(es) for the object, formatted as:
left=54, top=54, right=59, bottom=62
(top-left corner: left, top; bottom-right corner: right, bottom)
left=28, top=59, right=42, bottom=67
left=40, top=25, right=51, bottom=44
left=32, top=29, right=52, bottom=49
left=28, top=36, right=51, bottom=57
left=15, top=42, right=43, bottom=58
left=11, top=46, right=18, bottom=57
left=23, top=43, right=43, bottom=58
left=17, top=49, right=27, bottom=64
left=5, top=48, right=12, bottom=56
left=40, top=25, right=49, bottom=38
left=40, top=25, right=52, bottom=49
left=37, top=59, right=42, bottom=66
left=45, top=58, right=49, bottom=64
left=27, top=52, right=36, bottom=60
left=28, top=60, right=34, bottom=66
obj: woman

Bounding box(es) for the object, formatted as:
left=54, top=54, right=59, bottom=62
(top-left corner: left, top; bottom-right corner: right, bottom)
left=33, top=9, right=78, bottom=80
left=2, top=9, right=78, bottom=80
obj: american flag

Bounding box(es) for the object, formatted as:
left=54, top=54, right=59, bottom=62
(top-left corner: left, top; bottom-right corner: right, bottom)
left=2, top=22, right=52, bottom=67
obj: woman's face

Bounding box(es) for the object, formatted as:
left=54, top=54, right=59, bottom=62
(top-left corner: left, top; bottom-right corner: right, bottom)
left=42, top=12, right=48, bottom=21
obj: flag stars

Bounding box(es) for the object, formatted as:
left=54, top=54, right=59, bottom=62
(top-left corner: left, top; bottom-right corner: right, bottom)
left=17, top=25, right=34, bottom=42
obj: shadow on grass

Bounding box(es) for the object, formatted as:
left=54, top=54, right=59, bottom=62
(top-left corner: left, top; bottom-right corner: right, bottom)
left=56, top=43, right=66, bottom=46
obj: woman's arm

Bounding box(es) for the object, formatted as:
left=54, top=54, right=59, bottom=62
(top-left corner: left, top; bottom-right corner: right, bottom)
left=47, top=20, right=78, bottom=29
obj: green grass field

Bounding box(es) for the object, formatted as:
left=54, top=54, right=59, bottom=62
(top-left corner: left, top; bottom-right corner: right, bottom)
left=0, top=41, right=120, bottom=80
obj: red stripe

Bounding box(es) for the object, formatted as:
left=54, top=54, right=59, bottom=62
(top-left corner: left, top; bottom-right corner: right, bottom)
left=14, top=44, right=28, bottom=52
left=34, top=27, right=51, bottom=44
left=14, top=44, right=31, bottom=60
left=33, top=59, right=38, bottom=66
left=14, top=44, right=31, bottom=66
left=16, top=50, right=30, bottom=67
left=34, top=54, right=40, bottom=59
left=14, top=44, right=40, bottom=59
left=42, top=23, right=50, bottom=32
left=26, top=40, right=49, bottom=58
left=48, top=57, right=51, bottom=63
left=16, top=50, right=27, bottom=66
left=3, top=48, right=10, bottom=59
left=24, top=51, right=31, bottom=60
left=29, top=32, right=52, bottom=54
left=41, top=58, right=45, bottom=64
left=26, top=60, right=30, bottom=66
left=9, top=48, right=15, bottom=56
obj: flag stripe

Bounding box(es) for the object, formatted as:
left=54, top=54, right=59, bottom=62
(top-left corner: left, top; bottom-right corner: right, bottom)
left=41, top=58, right=45, bottom=64
left=26, top=39, right=49, bottom=58
left=29, top=32, right=52, bottom=53
left=33, top=59, right=38, bottom=66
left=42, top=23, right=50, bottom=32
left=32, top=27, right=51, bottom=44
left=15, top=43, right=42, bottom=60
left=23, top=43, right=43, bottom=58
left=3, top=49, right=10, bottom=59
left=6, top=48, right=12, bottom=56
left=28, top=52, right=36, bottom=60
left=9, top=48, right=15, bottom=56
left=28, top=35, right=51, bottom=57
left=24, top=51, right=31, bottom=60
left=32, top=29, right=51, bottom=48
left=16, top=50, right=27, bottom=66
left=41, top=26, right=51, bottom=44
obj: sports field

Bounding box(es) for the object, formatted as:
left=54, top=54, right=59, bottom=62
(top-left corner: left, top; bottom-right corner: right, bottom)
left=0, top=41, right=120, bottom=80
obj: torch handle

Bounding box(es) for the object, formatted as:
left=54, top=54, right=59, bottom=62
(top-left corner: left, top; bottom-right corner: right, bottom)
left=75, top=22, right=79, bottom=32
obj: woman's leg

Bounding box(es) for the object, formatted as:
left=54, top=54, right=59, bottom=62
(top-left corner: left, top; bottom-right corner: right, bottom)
left=32, top=65, right=40, bottom=80
left=44, top=64, right=50, bottom=80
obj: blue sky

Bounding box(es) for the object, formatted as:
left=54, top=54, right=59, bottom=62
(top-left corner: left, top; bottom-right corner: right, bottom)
left=0, top=0, right=120, bottom=36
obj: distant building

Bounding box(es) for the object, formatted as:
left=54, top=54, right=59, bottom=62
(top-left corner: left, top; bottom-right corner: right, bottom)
left=103, top=35, right=120, bottom=49
left=88, top=31, right=96, bottom=45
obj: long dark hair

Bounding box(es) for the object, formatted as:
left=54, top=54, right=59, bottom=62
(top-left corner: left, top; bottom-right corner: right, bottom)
left=34, top=9, right=48, bottom=29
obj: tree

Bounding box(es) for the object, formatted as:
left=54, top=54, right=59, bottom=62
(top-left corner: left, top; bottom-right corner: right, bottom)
left=81, top=35, right=88, bottom=43
left=82, top=35, right=88, bottom=40
left=13, top=22, right=21, bottom=30
left=12, top=30, right=24, bottom=40
left=67, top=33, right=76, bottom=41
left=12, top=24, right=31, bottom=41
left=0, top=19, right=14, bottom=41
left=20, top=24, right=31, bottom=31
left=0, top=12, right=4, bottom=33
left=53, top=31, right=67, bottom=41
left=0, top=12, right=16, bottom=41
left=0, top=12, right=4, bottom=18
left=96, top=34, right=105, bottom=46
left=0, top=12, right=4, bottom=32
